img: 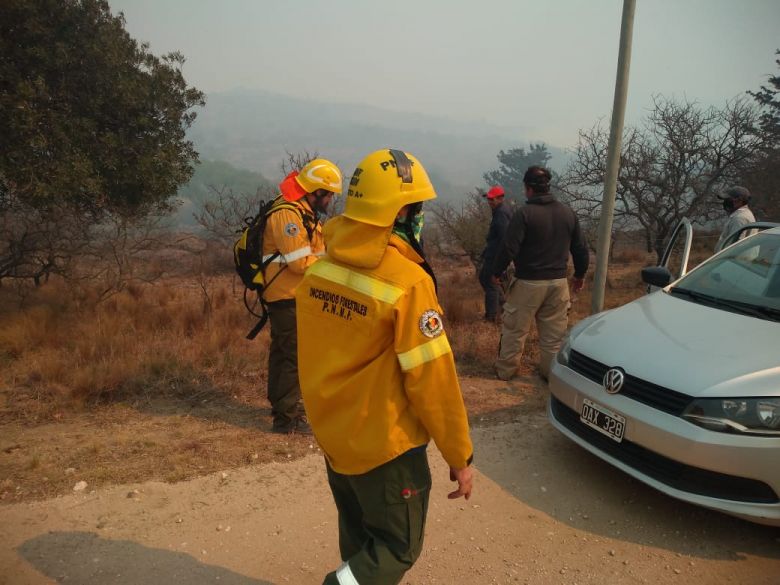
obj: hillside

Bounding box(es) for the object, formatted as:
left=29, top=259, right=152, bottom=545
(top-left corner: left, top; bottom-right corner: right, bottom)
left=186, top=89, right=570, bottom=202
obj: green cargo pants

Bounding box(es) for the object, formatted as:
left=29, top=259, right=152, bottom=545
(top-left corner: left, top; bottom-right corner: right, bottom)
left=322, top=447, right=431, bottom=585
left=266, top=300, right=302, bottom=430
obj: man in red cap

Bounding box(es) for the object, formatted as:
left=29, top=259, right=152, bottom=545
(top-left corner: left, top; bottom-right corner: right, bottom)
left=479, top=185, right=512, bottom=322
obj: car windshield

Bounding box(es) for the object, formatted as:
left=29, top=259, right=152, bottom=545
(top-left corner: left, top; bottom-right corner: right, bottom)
left=669, top=232, right=780, bottom=320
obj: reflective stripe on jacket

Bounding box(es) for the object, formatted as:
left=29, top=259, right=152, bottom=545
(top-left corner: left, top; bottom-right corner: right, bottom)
left=261, top=196, right=323, bottom=303
left=295, top=215, right=473, bottom=475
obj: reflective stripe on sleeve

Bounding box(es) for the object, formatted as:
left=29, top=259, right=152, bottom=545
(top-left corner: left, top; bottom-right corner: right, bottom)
left=263, top=245, right=312, bottom=263
left=397, top=335, right=452, bottom=371
left=335, top=561, right=360, bottom=585
left=309, top=261, right=404, bottom=304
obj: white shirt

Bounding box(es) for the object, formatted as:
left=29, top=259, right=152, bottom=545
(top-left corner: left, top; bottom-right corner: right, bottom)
left=716, top=206, right=756, bottom=251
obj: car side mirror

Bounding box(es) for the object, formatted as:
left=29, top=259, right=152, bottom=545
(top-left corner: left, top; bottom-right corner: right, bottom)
left=641, top=266, right=673, bottom=288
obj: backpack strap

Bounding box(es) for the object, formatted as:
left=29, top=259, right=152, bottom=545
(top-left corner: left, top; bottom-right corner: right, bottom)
left=266, top=197, right=317, bottom=241
left=245, top=301, right=269, bottom=340
left=257, top=197, right=318, bottom=300
left=243, top=198, right=318, bottom=341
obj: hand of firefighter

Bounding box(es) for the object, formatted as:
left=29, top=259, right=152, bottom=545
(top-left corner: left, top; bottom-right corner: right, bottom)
left=448, top=466, right=473, bottom=500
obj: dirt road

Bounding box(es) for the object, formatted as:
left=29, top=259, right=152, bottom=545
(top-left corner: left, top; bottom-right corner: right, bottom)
left=1, top=408, right=778, bottom=585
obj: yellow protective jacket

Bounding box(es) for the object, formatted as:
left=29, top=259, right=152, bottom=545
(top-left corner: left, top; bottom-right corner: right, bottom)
left=262, top=196, right=324, bottom=303
left=295, top=215, right=473, bottom=475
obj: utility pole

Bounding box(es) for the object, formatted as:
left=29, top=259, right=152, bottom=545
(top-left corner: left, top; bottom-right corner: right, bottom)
left=591, top=0, right=636, bottom=314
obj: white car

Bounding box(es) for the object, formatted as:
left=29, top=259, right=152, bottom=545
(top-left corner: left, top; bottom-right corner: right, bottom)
left=548, top=221, right=780, bottom=526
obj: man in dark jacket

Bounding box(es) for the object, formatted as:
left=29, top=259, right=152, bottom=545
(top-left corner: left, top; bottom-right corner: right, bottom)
left=491, top=166, right=589, bottom=380
left=479, top=185, right=513, bottom=322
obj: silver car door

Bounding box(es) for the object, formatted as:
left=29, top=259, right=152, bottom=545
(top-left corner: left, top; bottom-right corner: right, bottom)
left=660, top=217, right=693, bottom=281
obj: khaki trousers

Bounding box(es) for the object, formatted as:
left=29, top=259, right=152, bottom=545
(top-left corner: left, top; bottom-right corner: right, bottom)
left=494, top=278, right=570, bottom=380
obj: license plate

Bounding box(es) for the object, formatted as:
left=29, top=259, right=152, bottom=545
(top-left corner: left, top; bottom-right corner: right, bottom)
left=580, top=398, right=626, bottom=443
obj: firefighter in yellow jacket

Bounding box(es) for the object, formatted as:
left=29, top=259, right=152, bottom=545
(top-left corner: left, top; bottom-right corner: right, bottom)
left=295, top=149, right=474, bottom=585
left=263, top=158, right=342, bottom=434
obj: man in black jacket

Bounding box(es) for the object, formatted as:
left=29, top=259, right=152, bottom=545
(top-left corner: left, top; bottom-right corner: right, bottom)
left=479, top=185, right=513, bottom=322
left=491, top=166, right=589, bottom=380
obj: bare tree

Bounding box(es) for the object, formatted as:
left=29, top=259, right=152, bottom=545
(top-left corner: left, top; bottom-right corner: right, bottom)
left=428, top=190, right=494, bottom=267
left=560, top=96, right=764, bottom=260
left=194, top=184, right=275, bottom=245
left=1, top=190, right=203, bottom=299
left=194, top=149, right=323, bottom=246
left=50, top=209, right=203, bottom=301
left=1, top=194, right=91, bottom=285
left=279, top=149, right=319, bottom=177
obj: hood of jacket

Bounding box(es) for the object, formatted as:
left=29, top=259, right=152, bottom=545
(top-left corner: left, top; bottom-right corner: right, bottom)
left=323, top=215, right=424, bottom=269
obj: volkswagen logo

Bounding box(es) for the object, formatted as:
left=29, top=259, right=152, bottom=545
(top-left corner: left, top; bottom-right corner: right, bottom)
left=603, top=368, right=625, bottom=394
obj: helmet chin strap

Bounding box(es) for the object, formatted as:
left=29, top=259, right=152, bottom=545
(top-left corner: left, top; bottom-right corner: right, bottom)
left=386, top=148, right=438, bottom=290
left=412, top=235, right=438, bottom=293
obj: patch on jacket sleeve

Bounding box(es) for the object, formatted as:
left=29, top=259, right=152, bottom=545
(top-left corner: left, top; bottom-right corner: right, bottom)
left=284, top=222, right=299, bottom=237
left=419, top=309, right=444, bottom=338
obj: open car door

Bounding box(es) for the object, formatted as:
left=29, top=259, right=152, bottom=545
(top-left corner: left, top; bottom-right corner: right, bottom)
left=641, top=218, right=693, bottom=292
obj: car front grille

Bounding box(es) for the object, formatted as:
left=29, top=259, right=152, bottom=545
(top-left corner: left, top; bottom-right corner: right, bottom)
left=569, top=350, right=692, bottom=415
left=550, top=395, right=779, bottom=504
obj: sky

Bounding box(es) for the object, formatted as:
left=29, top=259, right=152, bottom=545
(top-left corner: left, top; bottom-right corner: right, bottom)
left=109, top=0, right=780, bottom=148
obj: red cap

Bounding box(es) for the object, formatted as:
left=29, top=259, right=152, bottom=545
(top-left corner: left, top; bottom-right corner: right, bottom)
left=485, top=185, right=505, bottom=199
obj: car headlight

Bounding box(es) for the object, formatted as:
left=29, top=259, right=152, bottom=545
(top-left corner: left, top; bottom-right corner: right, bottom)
left=682, top=398, right=780, bottom=436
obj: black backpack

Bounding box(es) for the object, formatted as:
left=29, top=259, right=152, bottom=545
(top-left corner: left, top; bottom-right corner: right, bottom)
left=233, top=197, right=315, bottom=340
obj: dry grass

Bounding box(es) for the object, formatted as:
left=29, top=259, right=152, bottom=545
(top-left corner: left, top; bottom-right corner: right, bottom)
left=0, top=275, right=266, bottom=423
left=0, top=256, right=649, bottom=503
left=0, top=275, right=294, bottom=502
left=611, top=246, right=652, bottom=264
left=0, top=256, right=647, bottom=422
left=432, top=254, right=647, bottom=377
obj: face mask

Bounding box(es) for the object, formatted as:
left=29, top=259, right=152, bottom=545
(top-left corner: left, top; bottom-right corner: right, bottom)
left=722, top=199, right=736, bottom=213
left=393, top=206, right=424, bottom=245
left=409, top=209, right=424, bottom=243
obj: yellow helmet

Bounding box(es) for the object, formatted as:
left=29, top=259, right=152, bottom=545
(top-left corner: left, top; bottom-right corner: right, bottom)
left=295, top=158, right=343, bottom=194
left=343, top=149, right=436, bottom=227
